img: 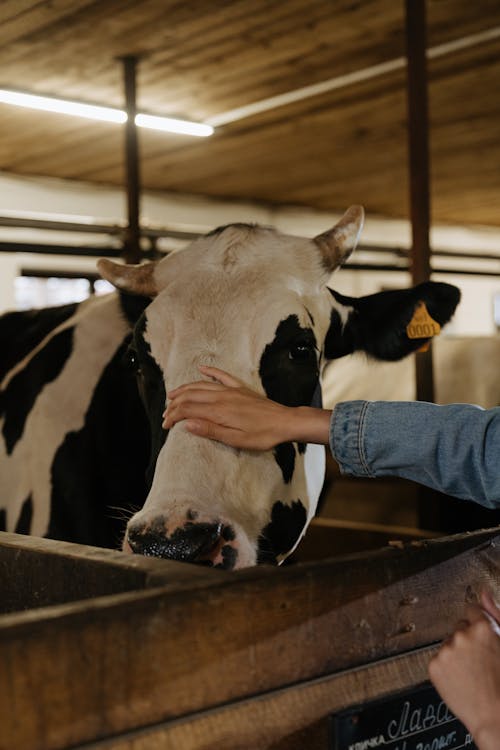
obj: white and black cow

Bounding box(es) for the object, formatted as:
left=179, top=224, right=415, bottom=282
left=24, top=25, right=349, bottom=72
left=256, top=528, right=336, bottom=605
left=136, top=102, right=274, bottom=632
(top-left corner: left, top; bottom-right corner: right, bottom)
left=0, top=207, right=460, bottom=568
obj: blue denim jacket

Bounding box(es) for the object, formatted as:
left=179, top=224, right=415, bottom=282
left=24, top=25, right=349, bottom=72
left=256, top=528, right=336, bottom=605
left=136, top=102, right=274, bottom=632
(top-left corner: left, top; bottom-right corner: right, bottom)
left=330, top=401, right=500, bottom=509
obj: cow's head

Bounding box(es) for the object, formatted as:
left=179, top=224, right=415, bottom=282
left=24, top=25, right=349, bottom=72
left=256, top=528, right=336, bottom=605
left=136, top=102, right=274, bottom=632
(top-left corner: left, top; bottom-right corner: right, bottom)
left=98, top=207, right=460, bottom=569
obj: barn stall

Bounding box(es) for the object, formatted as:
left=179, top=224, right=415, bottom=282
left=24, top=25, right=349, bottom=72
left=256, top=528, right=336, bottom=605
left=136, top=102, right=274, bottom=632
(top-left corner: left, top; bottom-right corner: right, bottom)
left=1, top=1, right=500, bottom=748
left=2, top=527, right=500, bottom=749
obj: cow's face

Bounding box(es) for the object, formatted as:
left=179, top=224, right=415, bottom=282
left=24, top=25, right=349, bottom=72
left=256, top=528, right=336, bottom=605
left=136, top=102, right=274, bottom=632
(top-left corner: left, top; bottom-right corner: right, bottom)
left=98, top=207, right=460, bottom=569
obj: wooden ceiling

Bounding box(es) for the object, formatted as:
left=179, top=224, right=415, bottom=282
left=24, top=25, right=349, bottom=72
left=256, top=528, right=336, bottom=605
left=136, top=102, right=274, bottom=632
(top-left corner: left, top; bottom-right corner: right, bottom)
left=0, top=0, right=499, bottom=227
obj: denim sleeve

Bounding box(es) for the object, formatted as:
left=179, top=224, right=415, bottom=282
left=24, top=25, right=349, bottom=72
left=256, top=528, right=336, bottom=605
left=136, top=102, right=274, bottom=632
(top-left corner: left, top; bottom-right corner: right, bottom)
left=330, top=400, right=500, bottom=509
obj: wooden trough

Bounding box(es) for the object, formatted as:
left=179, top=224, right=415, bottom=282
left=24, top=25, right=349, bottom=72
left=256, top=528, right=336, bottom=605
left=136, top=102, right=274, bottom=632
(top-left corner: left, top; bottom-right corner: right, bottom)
left=1, top=524, right=498, bottom=750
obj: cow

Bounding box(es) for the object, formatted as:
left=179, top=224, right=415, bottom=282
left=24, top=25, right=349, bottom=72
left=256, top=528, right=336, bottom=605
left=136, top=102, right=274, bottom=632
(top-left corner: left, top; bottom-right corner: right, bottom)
left=0, top=207, right=460, bottom=568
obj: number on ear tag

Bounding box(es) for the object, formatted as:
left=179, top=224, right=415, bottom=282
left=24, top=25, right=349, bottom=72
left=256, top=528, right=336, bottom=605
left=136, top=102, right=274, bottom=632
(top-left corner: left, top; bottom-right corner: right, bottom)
left=406, top=302, right=441, bottom=339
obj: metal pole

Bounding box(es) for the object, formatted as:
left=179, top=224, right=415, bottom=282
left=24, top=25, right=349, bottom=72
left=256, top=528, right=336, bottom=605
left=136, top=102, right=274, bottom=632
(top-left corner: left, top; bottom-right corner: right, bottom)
left=405, top=0, right=434, bottom=405
left=405, top=0, right=445, bottom=531
left=122, top=56, right=141, bottom=264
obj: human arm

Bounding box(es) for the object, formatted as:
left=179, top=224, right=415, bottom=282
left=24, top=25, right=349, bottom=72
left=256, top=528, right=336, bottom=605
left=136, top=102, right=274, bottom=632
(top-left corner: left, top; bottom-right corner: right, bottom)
left=428, top=590, right=500, bottom=749
left=163, top=366, right=331, bottom=450
left=165, top=368, right=500, bottom=508
left=333, top=400, right=500, bottom=508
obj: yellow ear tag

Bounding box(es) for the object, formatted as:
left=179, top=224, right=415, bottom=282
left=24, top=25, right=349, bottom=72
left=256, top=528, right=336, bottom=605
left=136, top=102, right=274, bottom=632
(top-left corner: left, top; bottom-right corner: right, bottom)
left=406, top=302, right=441, bottom=339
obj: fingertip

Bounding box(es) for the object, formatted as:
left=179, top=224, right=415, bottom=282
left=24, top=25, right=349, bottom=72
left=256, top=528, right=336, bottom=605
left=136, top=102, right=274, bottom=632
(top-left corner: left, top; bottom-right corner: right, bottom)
left=184, top=419, right=203, bottom=434
left=199, top=364, right=239, bottom=387
left=198, top=364, right=221, bottom=380
left=481, top=588, right=500, bottom=614
left=198, top=365, right=225, bottom=386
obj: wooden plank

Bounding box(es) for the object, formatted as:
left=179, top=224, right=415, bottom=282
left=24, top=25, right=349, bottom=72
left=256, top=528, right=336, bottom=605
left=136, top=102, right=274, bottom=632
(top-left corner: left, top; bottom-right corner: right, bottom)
left=0, top=527, right=498, bottom=749
left=74, top=645, right=439, bottom=750
left=295, top=516, right=436, bottom=562
left=0, top=531, right=226, bottom=614
left=0, top=0, right=99, bottom=47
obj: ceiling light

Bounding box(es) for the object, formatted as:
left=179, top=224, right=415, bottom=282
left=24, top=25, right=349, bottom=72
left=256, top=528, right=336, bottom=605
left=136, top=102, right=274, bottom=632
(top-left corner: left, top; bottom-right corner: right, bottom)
left=0, top=88, right=213, bottom=136
left=135, top=113, right=213, bottom=137
left=0, top=89, right=126, bottom=123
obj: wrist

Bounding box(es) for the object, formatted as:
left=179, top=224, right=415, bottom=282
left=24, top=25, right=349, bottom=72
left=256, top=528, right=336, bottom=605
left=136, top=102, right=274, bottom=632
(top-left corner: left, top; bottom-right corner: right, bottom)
left=291, top=406, right=332, bottom=445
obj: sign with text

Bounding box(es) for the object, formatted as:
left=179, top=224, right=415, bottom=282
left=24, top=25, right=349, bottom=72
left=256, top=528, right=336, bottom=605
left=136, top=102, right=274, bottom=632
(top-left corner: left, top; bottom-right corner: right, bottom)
left=330, top=683, right=476, bottom=750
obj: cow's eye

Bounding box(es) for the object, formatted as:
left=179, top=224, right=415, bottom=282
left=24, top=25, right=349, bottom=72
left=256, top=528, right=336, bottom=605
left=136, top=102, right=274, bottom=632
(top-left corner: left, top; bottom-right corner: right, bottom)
left=124, top=347, right=142, bottom=375
left=289, top=343, right=315, bottom=361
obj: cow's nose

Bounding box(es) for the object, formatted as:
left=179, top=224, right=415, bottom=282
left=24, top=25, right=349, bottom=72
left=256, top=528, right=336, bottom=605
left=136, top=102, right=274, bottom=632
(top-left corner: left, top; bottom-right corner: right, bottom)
left=127, top=521, right=223, bottom=564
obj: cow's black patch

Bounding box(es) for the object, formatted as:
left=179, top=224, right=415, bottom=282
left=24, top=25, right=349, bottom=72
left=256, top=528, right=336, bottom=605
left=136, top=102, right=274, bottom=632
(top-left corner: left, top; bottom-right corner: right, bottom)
left=259, top=315, right=319, bottom=407
left=48, top=339, right=150, bottom=549
left=0, top=327, right=74, bottom=455
left=0, top=508, right=6, bottom=532
left=257, top=499, right=307, bottom=564
left=119, top=293, right=150, bottom=327
left=217, top=544, right=238, bottom=570
left=325, top=282, right=460, bottom=361
left=221, top=524, right=236, bottom=542
left=324, top=307, right=354, bottom=360
left=14, top=495, right=33, bottom=535
left=259, top=315, right=319, bottom=484
left=0, top=303, right=77, bottom=382
left=130, top=314, right=167, bottom=489
left=274, top=442, right=296, bottom=484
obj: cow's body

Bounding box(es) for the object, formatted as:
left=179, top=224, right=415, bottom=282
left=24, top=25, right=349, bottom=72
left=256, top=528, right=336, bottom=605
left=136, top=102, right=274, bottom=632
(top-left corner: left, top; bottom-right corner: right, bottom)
left=0, top=209, right=460, bottom=568
left=0, top=293, right=150, bottom=546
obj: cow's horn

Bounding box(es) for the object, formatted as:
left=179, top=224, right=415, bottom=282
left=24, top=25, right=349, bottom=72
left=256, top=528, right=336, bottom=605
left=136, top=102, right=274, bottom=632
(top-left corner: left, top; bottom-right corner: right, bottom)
left=97, top=259, right=158, bottom=297
left=313, top=205, right=364, bottom=271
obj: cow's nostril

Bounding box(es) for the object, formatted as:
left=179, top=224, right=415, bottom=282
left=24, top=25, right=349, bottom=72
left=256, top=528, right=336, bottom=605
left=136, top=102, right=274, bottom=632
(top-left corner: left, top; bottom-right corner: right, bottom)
left=127, top=521, right=223, bottom=563
left=127, top=526, right=170, bottom=558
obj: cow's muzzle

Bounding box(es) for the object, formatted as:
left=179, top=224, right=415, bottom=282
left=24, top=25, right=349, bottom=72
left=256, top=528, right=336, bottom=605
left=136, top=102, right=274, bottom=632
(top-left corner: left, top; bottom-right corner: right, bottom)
left=126, top=517, right=238, bottom=569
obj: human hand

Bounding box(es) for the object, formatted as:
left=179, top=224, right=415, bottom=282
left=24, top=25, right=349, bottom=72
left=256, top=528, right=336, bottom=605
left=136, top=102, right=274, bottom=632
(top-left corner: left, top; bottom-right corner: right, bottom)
left=428, top=590, right=500, bottom=750
left=163, top=366, right=332, bottom=450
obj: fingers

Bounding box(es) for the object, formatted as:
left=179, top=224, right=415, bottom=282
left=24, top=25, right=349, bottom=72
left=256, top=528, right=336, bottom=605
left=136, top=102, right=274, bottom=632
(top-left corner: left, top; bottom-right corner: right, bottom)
left=454, top=618, right=473, bottom=632
left=164, top=369, right=261, bottom=431
left=168, top=380, right=226, bottom=400
left=183, top=419, right=246, bottom=448
left=168, top=366, right=242, bottom=399
left=160, top=367, right=283, bottom=449
left=166, top=367, right=244, bottom=407
left=481, top=589, right=500, bottom=624
left=464, top=604, right=485, bottom=627
left=163, top=383, right=251, bottom=431
left=198, top=365, right=243, bottom=388
left=163, top=395, right=223, bottom=430
left=450, top=601, right=500, bottom=638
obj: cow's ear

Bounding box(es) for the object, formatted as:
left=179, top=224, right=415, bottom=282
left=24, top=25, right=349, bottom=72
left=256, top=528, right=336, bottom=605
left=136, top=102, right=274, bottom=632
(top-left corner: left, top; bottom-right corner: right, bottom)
left=313, top=205, right=364, bottom=272
left=97, top=259, right=158, bottom=297
left=324, top=281, right=461, bottom=361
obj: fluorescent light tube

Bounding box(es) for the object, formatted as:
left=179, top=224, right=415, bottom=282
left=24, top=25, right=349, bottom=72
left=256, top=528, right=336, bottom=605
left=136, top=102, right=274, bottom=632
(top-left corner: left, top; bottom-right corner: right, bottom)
left=135, top=113, right=213, bottom=137
left=0, top=89, right=126, bottom=123
left=0, top=88, right=214, bottom=136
